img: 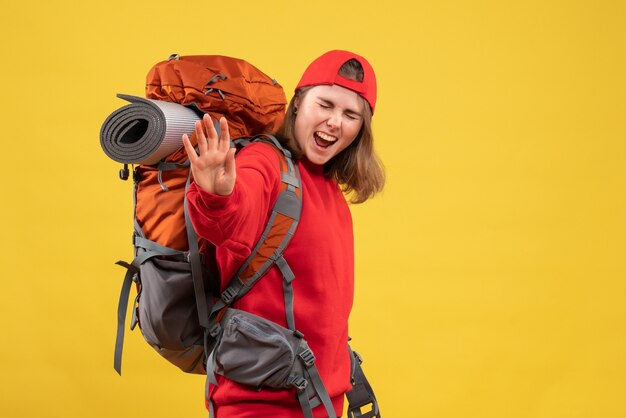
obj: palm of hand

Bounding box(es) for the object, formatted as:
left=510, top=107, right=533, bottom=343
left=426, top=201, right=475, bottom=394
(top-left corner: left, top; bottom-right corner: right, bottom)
left=183, top=115, right=236, bottom=196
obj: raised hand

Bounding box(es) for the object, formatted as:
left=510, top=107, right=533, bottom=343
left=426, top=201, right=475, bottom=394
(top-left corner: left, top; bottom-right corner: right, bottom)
left=182, top=114, right=236, bottom=196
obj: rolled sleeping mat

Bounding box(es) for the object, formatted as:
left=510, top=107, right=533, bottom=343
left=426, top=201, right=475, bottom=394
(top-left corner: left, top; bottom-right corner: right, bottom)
left=100, top=94, right=201, bottom=165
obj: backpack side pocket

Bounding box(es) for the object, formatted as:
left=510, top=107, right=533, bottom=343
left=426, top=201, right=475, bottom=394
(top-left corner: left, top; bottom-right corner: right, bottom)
left=138, top=257, right=205, bottom=374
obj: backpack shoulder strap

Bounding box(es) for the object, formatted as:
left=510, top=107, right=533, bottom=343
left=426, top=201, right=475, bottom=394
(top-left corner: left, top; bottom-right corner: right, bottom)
left=346, top=345, right=381, bottom=418
left=210, top=135, right=302, bottom=329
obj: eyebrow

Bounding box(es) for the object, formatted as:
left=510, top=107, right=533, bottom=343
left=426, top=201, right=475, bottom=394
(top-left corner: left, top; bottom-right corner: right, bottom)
left=318, top=97, right=362, bottom=117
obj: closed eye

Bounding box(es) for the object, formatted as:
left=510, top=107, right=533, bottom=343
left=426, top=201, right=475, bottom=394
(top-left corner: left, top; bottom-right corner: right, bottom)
left=317, top=98, right=362, bottom=120
left=345, top=112, right=360, bottom=121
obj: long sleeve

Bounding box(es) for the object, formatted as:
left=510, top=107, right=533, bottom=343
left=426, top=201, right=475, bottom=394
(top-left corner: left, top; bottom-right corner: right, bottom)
left=186, top=142, right=282, bottom=286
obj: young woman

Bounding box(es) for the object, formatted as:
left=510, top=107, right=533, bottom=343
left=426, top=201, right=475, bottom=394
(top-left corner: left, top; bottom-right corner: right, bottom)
left=183, top=50, right=384, bottom=418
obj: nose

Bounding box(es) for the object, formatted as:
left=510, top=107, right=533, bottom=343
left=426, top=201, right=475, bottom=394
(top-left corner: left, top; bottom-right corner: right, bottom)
left=326, top=111, right=341, bottom=131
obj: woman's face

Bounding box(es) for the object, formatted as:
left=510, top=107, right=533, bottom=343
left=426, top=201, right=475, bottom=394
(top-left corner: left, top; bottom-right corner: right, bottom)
left=294, top=84, right=365, bottom=166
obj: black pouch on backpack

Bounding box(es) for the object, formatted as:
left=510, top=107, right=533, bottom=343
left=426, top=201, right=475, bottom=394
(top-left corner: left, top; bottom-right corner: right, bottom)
left=213, top=308, right=310, bottom=389
left=138, top=257, right=207, bottom=374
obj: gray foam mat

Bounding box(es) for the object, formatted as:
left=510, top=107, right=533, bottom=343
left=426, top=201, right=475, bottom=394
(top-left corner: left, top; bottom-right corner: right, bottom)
left=100, top=94, right=201, bottom=165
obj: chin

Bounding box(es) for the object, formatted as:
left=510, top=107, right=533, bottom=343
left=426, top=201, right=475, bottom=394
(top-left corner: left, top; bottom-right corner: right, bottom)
left=307, top=156, right=327, bottom=166
left=306, top=150, right=333, bottom=166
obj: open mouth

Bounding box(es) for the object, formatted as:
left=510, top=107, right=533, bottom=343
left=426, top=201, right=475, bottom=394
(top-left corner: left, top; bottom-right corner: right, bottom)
left=313, top=131, right=338, bottom=148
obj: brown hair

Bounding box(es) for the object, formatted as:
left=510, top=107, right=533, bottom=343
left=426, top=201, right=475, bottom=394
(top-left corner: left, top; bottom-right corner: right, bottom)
left=275, top=59, right=385, bottom=203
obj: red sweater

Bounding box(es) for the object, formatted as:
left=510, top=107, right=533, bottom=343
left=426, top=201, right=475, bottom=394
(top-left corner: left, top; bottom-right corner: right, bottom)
left=186, top=142, right=354, bottom=417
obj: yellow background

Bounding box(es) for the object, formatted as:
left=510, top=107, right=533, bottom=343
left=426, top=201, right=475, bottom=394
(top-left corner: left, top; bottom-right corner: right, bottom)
left=1, top=0, right=624, bottom=417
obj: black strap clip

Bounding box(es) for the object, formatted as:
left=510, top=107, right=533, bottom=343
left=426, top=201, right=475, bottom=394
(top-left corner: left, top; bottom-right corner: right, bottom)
left=287, top=374, right=309, bottom=391
left=221, top=286, right=238, bottom=305
left=209, top=323, right=222, bottom=338
left=298, top=347, right=316, bottom=368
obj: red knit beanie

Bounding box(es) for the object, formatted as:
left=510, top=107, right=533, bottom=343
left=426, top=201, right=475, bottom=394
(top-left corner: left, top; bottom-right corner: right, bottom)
left=295, top=50, right=377, bottom=114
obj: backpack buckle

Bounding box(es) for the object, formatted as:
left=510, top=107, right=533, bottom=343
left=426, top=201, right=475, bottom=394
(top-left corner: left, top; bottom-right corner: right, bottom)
left=287, top=374, right=308, bottom=391
left=347, top=400, right=380, bottom=418
left=119, top=164, right=129, bottom=181
left=298, top=348, right=316, bottom=368
left=353, top=350, right=363, bottom=365
left=209, top=323, right=222, bottom=338
left=221, top=286, right=238, bottom=305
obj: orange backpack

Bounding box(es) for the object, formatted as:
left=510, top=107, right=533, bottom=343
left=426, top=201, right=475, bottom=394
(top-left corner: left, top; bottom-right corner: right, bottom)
left=103, top=54, right=291, bottom=374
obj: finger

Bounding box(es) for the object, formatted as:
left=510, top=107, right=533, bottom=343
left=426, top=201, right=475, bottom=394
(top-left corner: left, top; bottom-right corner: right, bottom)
left=203, top=113, right=219, bottom=151
left=195, top=119, right=207, bottom=154
left=218, top=117, right=231, bottom=152
left=182, top=134, right=198, bottom=164
left=223, top=147, right=237, bottom=179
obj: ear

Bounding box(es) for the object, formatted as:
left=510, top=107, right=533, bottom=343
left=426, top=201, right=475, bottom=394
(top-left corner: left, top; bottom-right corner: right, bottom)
left=294, top=94, right=302, bottom=112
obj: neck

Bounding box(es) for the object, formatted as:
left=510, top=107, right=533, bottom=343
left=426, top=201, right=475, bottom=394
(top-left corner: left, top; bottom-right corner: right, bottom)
left=301, top=157, right=325, bottom=175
